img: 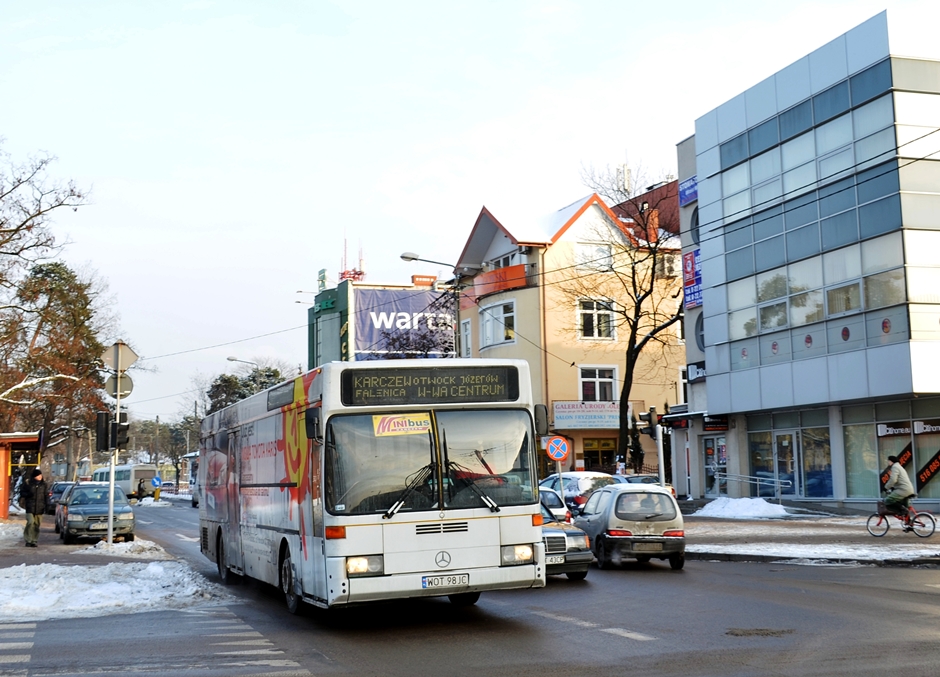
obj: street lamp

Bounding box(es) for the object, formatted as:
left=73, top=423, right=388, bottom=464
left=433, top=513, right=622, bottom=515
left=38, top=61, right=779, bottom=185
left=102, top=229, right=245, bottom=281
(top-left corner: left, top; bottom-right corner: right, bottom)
left=401, top=252, right=466, bottom=357
left=227, top=356, right=259, bottom=368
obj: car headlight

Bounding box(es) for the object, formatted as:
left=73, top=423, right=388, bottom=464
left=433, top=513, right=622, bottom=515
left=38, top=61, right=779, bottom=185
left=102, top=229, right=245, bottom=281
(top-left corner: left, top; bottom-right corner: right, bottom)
left=116, top=512, right=134, bottom=521
left=346, top=555, right=384, bottom=577
left=67, top=514, right=84, bottom=522
left=500, top=544, right=534, bottom=566
left=567, top=533, right=589, bottom=550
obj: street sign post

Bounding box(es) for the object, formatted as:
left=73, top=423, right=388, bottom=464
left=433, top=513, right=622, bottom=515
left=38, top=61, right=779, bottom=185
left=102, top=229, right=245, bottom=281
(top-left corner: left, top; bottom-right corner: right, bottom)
left=545, top=436, right=570, bottom=508
left=104, top=374, right=133, bottom=399
left=100, top=341, right=138, bottom=545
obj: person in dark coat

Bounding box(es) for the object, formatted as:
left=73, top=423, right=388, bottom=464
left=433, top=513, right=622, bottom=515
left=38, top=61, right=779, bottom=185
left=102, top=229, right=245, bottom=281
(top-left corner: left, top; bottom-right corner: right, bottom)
left=20, top=468, right=47, bottom=547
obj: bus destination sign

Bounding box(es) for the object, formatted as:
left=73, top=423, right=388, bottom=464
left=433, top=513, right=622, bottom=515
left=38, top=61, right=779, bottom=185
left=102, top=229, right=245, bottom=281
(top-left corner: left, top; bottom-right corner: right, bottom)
left=341, top=366, right=519, bottom=406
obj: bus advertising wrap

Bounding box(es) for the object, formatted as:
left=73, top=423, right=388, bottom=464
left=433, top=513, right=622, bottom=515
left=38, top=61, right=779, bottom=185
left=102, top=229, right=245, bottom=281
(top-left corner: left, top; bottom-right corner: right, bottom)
left=354, top=288, right=456, bottom=360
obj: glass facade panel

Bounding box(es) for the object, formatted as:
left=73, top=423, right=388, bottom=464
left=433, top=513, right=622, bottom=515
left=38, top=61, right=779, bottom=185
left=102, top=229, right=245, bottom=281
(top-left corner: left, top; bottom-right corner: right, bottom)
left=759, top=331, right=791, bottom=364
left=753, top=179, right=782, bottom=206
left=784, top=194, right=818, bottom=230
left=754, top=235, right=786, bottom=271
left=723, top=190, right=750, bottom=219
left=865, top=306, right=908, bottom=346
left=843, top=404, right=874, bottom=423
left=823, top=244, right=860, bottom=285
left=815, top=114, right=852, bottom=155
left=788, top=257, right=823, bottom=293
left=856, top=163, right=899, bottom=204
left=753, top=208, right=784, bottom=240
left=863, top=269, right=905, bottom=309
left=720, top=133, right=748, bottom=169
left=750, top=148, right=781, bottom=184
left=820, top=210, right=858, bottom=251
left=756, top=268, right=787, bottom=302
left=722, top=163, right=749, bottom=196
left=850, top=59, right=891, bottom=105
left=786, top=223, right=820, bottom=261
left=844, top=424, right=878, bottom=497
left=826, top=282, right=861, bottom=315
left=726, top=246, right=755, bottom=280
left=759, top=302, right=788, bottom=331
left=783, top=162, right=816, bottom=197
left=913, top=398, right=940, bottom=419
left=914, top=424, right=940, bottom=499
left=803, top=427, right=832, bottom=497
left=858, top=194, right=902, bottom=239
left=907, top=267, right=940, bottom=304
left=729, top=308, right=757, bottom=340
left=782, top=131, right=815, bottom=171
left=861, top=232, right=903, bottom=274
left=779, top=100, right=813, bottom=141
left=813, top=81, right=850, bottom=123
left=727, top=277, right=756, bottom=310
left=899, top=193, right=940, bottom=230
left=789, top=290, right=824, bottom=326
left=730, top=338, right=759, bottom=370
left=818, top=148, right=853, bottom=180
left=725, top=218, right=753, bottom=250
left=852, top=94, right=894, bottom=138
left=854, top=128, right=896, bottom=168
left=792, top=325, right=827, bottom=359
left=826, top=315, right=865, bottom=352
left=748, top=432, right=774, bottom=498
left=891, top=57, right=940, bottom=94
left=748, top=118, right=779, bottom=156
left=818, top=177, right=855, bottom=218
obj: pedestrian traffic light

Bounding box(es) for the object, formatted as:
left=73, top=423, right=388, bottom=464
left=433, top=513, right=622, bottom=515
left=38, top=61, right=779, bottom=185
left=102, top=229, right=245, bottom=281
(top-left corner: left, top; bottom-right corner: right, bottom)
left=638, top=406, right=657, bottom=440
left=95, top=412, right=110, bottom=451
left=111, top=413, right=129, bottom=450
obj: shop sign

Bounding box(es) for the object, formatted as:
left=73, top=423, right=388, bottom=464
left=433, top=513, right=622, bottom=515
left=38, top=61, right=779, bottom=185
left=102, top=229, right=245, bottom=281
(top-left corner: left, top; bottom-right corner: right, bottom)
left=553, top=401, right=621, bottom=430
left=876, top=422, right=912, bottom=437
left=687, top=361, right=706, bottom=383
left=679, top=176, right=698, bottom=207
left=702, top=415, right=728, bottom=432
left=683, top=250, right=702, bottom=309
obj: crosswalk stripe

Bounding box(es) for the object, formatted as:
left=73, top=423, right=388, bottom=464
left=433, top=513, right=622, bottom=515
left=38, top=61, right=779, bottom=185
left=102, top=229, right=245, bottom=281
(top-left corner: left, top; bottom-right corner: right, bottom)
left=220, top=660, right=302, bottom=667
left=601, top=627, right=657, bottom=641
left=0, top=625, right=35, bottom=631
left=211, top=640, right=274, bottom=646
left=207, top=631, right=264, bottom=637
left=0, top=633, right=33, bottom=640
left=215, top=649, right=285, bottom=656
left=0, top=655, right=31, bottom=664
left=0, top=643, right=32, bottom=650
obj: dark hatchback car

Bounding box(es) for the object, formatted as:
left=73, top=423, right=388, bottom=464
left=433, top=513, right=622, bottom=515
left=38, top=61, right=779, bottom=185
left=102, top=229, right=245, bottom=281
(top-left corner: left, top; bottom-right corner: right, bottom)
left=540, top=504, right=592, bottom=581
left=46, top=481, right=75, bottom=514
left=59, top=484, right=136, bottom=544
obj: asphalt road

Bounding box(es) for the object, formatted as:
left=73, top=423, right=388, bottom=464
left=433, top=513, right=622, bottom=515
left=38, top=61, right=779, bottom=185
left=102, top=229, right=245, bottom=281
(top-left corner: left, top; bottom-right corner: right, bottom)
left=13, top=503, right=940, bottom=677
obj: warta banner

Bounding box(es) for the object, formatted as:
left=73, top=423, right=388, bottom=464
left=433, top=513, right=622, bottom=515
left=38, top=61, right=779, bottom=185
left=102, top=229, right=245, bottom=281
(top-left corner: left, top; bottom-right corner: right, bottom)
left=354, top=288, right=456, bottom=360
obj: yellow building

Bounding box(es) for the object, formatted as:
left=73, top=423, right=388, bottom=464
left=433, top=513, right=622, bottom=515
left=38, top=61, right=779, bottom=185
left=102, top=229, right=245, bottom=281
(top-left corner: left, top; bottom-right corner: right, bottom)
left=454, top=190, right=685, bottom=477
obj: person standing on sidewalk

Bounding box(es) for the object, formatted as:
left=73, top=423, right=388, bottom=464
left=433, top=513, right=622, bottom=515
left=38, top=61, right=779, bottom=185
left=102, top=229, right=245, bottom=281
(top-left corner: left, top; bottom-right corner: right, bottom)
left=20, top=468, right=47, bottom=547
left=884, top=455, right=916, bottom=518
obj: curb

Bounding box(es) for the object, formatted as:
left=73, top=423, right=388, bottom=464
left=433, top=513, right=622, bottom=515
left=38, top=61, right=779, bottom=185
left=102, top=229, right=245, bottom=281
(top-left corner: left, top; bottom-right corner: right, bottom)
left=685, top=550, right=940, bottom=567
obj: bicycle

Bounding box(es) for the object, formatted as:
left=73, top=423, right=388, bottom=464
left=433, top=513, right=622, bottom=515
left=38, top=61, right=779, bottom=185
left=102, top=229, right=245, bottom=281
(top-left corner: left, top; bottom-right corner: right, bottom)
left=866, top=500, right=936, bottom=538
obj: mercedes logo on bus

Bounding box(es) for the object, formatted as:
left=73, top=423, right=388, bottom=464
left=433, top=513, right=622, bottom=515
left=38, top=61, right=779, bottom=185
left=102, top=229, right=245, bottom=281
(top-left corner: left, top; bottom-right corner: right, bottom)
left=435, top=551, right=452, bottom=568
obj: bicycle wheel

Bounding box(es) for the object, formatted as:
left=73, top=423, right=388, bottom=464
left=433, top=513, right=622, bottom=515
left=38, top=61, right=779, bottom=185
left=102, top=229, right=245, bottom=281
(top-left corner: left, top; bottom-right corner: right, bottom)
left=910, top=512, right=936, bottom=538
left=867, top=513, right=889, bottom=537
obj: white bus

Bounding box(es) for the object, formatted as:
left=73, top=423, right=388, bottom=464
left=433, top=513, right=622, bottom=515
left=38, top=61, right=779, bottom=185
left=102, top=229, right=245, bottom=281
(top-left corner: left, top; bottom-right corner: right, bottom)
left=91, top=463, right=158, bottom=498
left=199, top=359, right=548, bottom=612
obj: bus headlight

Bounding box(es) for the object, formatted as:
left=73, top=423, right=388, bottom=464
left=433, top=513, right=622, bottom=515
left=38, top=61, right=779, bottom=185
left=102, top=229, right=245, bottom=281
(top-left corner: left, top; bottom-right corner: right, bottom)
left=500, top=544, right=534, bottom=566
left=346, top=555, right=384, bottom=577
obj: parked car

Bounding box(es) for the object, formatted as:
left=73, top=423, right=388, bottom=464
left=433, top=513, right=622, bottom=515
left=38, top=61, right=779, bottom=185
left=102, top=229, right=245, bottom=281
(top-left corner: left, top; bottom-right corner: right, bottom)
left=54, top=483, right=81, bottom=533
left=574, top=484, right=685, bottom=570
left=539, top=487, right=571, bottom=523
left=539, top=472, right=616, bottom=512
left=58, top=483, right=135, bottom=544
left=540, top=504, right=592, bottom=581
left=612, top=474, right=676, bottom=497
left=46, top=481, right=75, bottom=514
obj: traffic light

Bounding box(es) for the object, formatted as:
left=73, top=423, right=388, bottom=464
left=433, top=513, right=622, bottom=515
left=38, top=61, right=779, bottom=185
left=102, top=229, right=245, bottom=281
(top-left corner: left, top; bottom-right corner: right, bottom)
left=111, top=412, right=129, bottom=450
left=638, top=406, right=657, bottom=441
left=95, top=412, right=110, bottom=451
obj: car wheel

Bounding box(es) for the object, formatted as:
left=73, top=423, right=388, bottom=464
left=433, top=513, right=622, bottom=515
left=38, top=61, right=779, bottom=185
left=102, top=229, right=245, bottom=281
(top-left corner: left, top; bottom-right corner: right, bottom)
left=596, top=538, right=611, bottom=569
left=669, top=554, right=685, bottom=571
left=566, top=570, right=588, bottom=581
left=54, top=520, right=60, bottom=534
left=62, top=531, right=75, bottom=545
left=448, top=592, right=481, bottom=606
left=124, top=534, right=135, bottom=542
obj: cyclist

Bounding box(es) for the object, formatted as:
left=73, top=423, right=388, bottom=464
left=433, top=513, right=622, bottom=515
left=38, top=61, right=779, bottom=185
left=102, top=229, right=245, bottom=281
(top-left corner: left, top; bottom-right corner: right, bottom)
left=884, top=455, right=916, bottom=526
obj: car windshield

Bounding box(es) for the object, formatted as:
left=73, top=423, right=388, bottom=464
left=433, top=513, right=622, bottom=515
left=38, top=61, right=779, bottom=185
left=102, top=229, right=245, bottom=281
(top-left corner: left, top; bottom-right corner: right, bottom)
left=614, top=492, right=676, bottom=520
left=325, top=409, right=537, bottom=515
left=70, top=487, right=129, bottom=506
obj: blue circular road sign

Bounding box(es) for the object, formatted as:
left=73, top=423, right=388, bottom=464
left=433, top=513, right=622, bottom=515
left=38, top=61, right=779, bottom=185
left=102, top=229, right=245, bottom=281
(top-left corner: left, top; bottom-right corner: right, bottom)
left=546, top=436, right=570, bottom=462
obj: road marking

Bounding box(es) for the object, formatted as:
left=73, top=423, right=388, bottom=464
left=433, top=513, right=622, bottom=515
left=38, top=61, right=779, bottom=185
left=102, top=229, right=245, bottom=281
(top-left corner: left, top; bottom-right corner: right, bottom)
left=225, top=671, right=311, bottom=677
left=0, top=655, right=30, bottom=664
left=212, top=639, right=275, bottom=646
left=0, top=633, right=34, bottom=639
left=601, top=628, right=658, bottom=641
left=531, top=610, right=598, bottom=628
left=215, top=648, right=285, bottom=656
left=221, top=660, right=302, bottom=667
left=0, top=643, right=33, bottom=651
left=207, top=631, right=264, bottom=637
left=0, top=625, right=34, bottom=631
left=176, top=533, right=200, bottom=542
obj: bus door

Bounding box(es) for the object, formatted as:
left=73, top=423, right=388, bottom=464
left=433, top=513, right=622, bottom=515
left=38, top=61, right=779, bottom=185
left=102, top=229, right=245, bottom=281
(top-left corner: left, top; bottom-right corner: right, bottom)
left=300, top=423, right=328, bottom=602
left=224, top=429, right=244, bottom=574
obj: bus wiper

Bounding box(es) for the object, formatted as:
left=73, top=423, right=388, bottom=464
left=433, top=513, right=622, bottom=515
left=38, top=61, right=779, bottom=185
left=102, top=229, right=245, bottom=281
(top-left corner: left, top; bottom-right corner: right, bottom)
left=447, top=461, right=500, bottom=513
left=383, top=463, right=435, bottom=520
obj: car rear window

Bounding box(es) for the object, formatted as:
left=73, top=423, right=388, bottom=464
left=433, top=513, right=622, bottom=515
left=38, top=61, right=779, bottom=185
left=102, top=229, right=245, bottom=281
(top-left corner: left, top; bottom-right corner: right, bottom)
left=614, top=492, right=677, bottom=521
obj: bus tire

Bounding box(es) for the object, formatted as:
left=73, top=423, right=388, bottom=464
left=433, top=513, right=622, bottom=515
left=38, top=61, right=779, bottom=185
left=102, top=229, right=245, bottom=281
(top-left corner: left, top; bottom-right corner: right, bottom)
left=217, top=533, right=238, bottom=585
left=280, top=546, right=302, bottom=615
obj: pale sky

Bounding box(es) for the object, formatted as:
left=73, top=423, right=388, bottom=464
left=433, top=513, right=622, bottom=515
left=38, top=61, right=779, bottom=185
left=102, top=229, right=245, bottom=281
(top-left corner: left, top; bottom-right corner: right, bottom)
left=0, top=0, right=932, bottom=422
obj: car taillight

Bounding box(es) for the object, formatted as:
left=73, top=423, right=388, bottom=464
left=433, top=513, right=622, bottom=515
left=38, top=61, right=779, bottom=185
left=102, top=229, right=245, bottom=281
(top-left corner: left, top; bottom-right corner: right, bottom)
left=608, top=529, right=633, bottom=537
left=663, top=530, right=684, bottom=537
left=573, top=495, right=587, bottom=505
left=564, top=510, right=572, bottom=523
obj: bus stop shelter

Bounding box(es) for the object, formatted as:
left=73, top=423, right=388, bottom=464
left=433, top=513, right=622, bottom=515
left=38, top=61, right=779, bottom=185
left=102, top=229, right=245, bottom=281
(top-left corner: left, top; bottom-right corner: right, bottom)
left=0, top=431, right=43, bottom=520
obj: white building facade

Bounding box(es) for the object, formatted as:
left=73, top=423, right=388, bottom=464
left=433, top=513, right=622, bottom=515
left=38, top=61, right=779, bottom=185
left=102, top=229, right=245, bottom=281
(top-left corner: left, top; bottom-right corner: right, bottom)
left=674, top=10, right=940, bottom=510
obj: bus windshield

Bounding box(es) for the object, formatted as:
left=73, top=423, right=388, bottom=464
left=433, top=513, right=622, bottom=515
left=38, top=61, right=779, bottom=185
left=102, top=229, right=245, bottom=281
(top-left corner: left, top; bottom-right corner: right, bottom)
left=325, top=409, right=537, bottom=516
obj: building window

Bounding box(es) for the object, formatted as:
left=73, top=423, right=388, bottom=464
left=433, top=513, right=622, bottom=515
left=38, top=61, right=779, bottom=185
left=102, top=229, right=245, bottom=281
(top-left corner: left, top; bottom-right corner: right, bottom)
left=580, top=367, right=615, bottom=401
left=579, top=300, right=614, bottom=339
left=460, top=319, right=471, bottom=357
left=577, top=242, right=613, bottom=271
left=480, top=301, right=515, bottom=348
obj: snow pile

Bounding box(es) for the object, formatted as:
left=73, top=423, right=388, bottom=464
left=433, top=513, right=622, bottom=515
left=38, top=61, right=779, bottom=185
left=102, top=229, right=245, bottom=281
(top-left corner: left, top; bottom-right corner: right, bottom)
left=0, top=561, right=232, bottom=621
left=77, top=538, right=175, bottom=560
left=136, top=497, right=173, bottom=507
left=0, top=522, right=21, bottom=543
left=694, top=497, right=790, bottom=519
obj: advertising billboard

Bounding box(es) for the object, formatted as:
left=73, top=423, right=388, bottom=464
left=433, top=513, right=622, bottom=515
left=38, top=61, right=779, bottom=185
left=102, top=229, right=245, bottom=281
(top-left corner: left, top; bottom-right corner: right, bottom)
left=353, top=288, right=456, bottom=360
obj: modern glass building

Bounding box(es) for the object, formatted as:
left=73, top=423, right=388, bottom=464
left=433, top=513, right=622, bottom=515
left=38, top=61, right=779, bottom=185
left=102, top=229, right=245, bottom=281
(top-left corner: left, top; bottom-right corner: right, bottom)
left=676, top=10, right=940, bottom=508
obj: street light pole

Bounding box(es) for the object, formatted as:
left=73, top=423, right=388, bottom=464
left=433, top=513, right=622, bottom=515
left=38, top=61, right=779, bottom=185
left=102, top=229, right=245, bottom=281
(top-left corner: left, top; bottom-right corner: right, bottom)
left=227, top=356, right=260, bottom=368
left=401, top=252, right=463, bottom=357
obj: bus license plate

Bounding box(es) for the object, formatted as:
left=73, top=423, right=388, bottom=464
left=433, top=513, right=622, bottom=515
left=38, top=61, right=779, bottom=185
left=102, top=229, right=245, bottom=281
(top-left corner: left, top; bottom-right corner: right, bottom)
left=545, top=555, right=565, bottom=565
left=422, top=573, right=469, bottom=589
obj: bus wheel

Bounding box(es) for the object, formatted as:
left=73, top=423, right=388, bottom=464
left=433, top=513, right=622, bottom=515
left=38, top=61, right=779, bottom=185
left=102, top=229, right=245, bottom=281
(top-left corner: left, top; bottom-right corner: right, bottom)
left=448, top=592, right=480, bottom=607
left=280, top=549, right=302, bottom=615
left=217, top=534, right=238, bottom=585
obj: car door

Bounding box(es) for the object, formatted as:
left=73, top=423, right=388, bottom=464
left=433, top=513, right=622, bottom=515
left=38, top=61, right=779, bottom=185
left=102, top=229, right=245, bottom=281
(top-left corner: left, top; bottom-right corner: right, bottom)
left=574, top=489, right=604, bottom=542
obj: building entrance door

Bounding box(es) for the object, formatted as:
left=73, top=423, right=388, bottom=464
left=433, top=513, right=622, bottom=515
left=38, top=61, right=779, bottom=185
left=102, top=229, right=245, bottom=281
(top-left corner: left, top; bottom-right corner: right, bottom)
left=773, top=431, right=800, bottom=498
left=703, top=436, right=727, bottom=497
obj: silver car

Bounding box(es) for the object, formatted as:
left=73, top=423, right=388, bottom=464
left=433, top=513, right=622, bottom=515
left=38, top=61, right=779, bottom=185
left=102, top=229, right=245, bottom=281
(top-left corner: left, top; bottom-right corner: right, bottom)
left=574, top=484, right=685, bottom=570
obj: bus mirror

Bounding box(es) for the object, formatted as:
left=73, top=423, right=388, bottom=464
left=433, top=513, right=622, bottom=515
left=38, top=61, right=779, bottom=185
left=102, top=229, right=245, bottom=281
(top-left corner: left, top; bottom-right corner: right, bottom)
left=534, top=404, right=549, bottom=436
left=305, top=410, right=321, bottom=442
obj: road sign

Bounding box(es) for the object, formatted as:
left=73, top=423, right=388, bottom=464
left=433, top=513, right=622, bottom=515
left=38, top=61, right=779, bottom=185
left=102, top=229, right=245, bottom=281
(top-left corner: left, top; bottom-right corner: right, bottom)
left=104, top=374, right=133, bottom=399
left=546, top=436, right=570, bottom=462
left=151, top=477, right=163, bottom=488
left=101, top=341, right=139, bottom=372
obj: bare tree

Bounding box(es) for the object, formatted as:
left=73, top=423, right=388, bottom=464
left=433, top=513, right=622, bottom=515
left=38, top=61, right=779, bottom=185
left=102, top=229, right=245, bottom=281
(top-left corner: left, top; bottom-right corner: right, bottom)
left=555, top=165, right=683, bottom=470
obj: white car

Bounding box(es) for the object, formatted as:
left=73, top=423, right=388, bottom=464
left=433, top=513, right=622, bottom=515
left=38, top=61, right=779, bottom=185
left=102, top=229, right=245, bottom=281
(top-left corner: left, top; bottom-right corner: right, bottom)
left=539, top=487, right=571, bottom=523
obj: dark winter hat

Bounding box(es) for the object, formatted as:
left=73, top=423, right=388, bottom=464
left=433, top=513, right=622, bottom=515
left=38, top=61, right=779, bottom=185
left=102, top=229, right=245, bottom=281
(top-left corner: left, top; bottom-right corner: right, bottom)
left=31, top=468, right=42, bottom=478
left=887, top=455, right=899, bottom=463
